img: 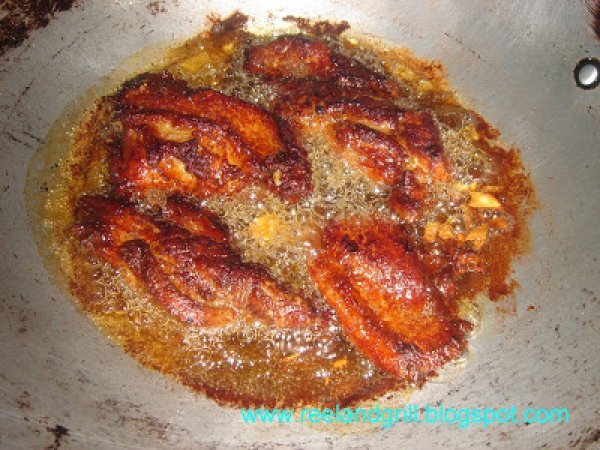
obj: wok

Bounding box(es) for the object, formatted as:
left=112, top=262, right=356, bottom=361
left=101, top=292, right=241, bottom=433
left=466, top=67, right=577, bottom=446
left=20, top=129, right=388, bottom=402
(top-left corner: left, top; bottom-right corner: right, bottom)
left=0, top=0, right=598, bottom=448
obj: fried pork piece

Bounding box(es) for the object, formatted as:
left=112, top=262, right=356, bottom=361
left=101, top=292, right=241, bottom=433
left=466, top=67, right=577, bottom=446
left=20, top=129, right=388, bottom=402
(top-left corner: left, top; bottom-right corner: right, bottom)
left=113, top=72, right=311, bottom=202
left=244, top=35, right=401, bottom=98
left=276, top=91, right=444, bottom=175
left=308, top=218, right=471, bottom=381
left=276, top=89, right=446, bottom=220
left=111, top=113, right=261, bottom=199
left=244, top=36, right=447, bottom=221
left=72, top=195, right=324, bottom=329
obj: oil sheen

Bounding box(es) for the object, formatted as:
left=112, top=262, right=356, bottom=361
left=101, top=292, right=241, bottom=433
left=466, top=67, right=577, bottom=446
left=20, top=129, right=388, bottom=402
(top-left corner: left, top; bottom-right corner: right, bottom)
left=26, top=20, right=534, bottom=407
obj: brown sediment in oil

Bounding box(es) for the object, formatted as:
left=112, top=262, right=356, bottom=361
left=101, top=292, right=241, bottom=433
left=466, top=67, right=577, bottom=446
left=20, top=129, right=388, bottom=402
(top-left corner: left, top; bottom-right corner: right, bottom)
left=283, top=15, right=351, bottom=36
left=25, top=15, right=535, bottom=409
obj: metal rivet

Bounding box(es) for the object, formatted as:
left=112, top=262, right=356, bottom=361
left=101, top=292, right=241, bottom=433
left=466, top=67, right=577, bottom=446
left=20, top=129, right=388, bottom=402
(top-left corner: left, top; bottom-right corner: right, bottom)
left=574, top=57, right=600, bottom=90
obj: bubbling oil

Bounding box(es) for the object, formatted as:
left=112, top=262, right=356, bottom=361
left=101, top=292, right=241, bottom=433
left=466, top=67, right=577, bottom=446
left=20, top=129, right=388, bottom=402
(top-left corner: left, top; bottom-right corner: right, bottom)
left=26, top=19, right=534, bottom=408
left=204, top=137, right=390, bottom=301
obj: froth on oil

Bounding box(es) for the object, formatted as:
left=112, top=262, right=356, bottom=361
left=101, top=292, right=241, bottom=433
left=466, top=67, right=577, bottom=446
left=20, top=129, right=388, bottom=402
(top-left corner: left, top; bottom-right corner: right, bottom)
left=25, top=15, right=534, bottom=408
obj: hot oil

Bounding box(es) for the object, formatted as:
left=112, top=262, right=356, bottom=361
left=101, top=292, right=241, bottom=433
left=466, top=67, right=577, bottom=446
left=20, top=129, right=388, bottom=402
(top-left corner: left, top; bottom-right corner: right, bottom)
left=204, top=138, right=390, bottom=302
left=26, top=21, right=534, bottom=408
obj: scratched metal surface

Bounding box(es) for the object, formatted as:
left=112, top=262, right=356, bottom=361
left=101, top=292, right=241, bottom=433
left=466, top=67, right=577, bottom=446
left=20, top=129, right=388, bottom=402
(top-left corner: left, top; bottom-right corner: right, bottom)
left=0, top=1, right=598, bottom=448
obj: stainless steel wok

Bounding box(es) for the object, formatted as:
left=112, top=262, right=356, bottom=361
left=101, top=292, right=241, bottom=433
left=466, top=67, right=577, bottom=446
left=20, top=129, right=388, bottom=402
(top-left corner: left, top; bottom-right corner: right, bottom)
left=0, top=1, right=598, bottom=448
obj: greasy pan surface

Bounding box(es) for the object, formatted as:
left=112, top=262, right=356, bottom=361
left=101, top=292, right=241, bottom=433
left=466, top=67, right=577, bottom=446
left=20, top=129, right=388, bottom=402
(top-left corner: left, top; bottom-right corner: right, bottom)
left=0, top=1, right=598, bottom=448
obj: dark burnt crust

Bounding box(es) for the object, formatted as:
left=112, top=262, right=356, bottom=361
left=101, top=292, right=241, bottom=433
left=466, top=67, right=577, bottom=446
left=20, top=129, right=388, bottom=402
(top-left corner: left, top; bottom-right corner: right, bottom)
left=244, top=35, right=337, bottom=80
left=245, top=35, right=401, bottom=98
left=115, top=72, right=285, bottom=159
left=118, top=239, right=237, bottom=327
left=271, top=79, right=446, bottom=224
left=0, top=0, right=79, bottom=56
left=73, top=195, right=324, bottom=329
left=308, top=218, right=471, bottom=383
left=273, top=87, right=444, bottom=166
left=388, top=171, right=427, bottom=222
left=116, top=112, right=260, bottom=198
left=111, top=71, right=313, bottom=202
left=401, top=109, right=444, bottom=159
left=283, top=16, right=351, bottom=37
left=333, top=121, right=408, bottom=185
left=207, top=11, right=249, bottom=38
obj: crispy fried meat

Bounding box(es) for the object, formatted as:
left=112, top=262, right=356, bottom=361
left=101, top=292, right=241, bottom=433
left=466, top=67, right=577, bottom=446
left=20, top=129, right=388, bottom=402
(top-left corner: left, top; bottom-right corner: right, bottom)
left=75, top=35, right=474, bottom=380
left=72, top=195, right=325, bottom=329
left=111, top=112, right=261, bottom=199
left=308, top=218, right=471, bottom=381
left=244, top=35, right=400, bottom=98
left=111, top=72, right=311, bottom=202
left=244, top=36, right=447, bottom=222
left=276, top=92, right=445, bottom=178
left=275, top=90, right=446, bottom=221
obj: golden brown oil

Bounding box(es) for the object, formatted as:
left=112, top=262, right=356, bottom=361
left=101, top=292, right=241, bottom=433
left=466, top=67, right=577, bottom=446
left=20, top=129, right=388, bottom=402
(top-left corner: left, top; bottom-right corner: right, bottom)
left=25, top=18, right=534, bottom=408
